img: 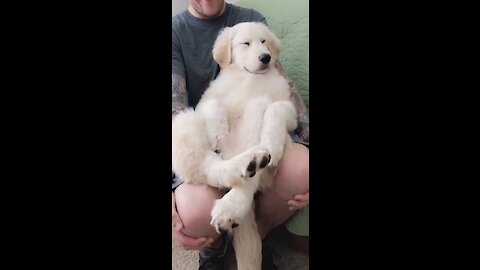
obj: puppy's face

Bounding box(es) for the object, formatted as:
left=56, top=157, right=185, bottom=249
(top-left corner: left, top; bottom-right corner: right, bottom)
left=213, top=22, right=281, bottom=73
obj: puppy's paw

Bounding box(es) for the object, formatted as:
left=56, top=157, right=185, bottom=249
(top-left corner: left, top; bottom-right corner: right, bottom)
left=210, top=199, right=241, bottom=233
left=263, top=145, right=283, bottom=168
left=234, top=146, right=270, bottom=179
left=267, top=154, right=281, bottom=168
left=258, top=153, right=271, bottom=169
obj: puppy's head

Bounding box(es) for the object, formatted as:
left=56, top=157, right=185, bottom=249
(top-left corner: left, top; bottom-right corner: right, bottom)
left=213, top=22, right=281, bottom=73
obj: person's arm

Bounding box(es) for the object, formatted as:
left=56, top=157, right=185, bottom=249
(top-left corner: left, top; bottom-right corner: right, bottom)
left=288, top=192, right=309, bottom=211
left=172, top=21, right=188, bottom=119
left=172, top=74, right=188, bottom=118
left=275, top=61, right=309, bottom=143
left=172, top=23, right=188, bottom=180
left=172, top=75, right=188, bottom=180
left=172, top=75, right=213, bottom=250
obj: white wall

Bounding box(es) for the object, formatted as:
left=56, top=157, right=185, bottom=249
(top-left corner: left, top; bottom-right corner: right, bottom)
left=172, top=0, right=240, bottom=16
left=172, top=0, right=189, bottom=16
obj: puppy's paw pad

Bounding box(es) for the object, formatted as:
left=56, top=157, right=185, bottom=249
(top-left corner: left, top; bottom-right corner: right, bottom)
left=259, top=154, right=271, bottom=168
left=210, top=197, right=245, bottom=233
left=239, top=158, right=257, bottom=179
left=210, top=216, right=238, bottom=234
left=246, top=160, right=257, bottom=177
left=235, top=147, right=270, bottom=179
left=265, top=149, right=282, bottom=168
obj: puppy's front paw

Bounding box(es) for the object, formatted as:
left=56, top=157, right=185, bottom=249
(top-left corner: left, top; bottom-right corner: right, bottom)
left=258, top=153, right=271, bottom=169
left=264, top=146, right=283, bottom=168
left=234, top=146, right=271, bottom=179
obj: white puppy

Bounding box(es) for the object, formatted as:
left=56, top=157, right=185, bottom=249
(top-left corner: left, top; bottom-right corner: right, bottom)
left=172, top=22, right=298, bottom=270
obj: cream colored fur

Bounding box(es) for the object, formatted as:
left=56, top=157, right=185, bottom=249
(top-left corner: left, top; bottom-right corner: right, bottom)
left=172, top=22, right=297, bottom=270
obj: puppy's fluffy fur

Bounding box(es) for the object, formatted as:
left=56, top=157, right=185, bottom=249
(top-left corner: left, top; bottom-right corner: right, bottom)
left=172, top=22, right=297, bottom=270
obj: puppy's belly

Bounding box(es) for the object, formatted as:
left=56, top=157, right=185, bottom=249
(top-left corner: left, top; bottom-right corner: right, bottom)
left=222, top=117, right=257, bottom=159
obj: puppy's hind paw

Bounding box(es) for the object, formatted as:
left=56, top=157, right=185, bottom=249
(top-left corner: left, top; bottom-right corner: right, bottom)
left=210, top=217, right=238, bottom=234
left=210, top=206, right=239, bottom=234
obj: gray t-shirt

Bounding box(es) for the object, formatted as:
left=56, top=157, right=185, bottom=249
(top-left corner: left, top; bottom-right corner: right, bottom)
left=172, top=3, right=266, bottom=108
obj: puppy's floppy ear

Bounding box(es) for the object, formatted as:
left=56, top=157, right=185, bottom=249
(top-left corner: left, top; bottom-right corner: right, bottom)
left=213, top=27, right=234, bottom=68
left=267, top=30, right=282, bottom=61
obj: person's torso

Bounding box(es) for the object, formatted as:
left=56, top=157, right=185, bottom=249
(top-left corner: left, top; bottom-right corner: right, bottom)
left=172, top=4, right=265, bottom=107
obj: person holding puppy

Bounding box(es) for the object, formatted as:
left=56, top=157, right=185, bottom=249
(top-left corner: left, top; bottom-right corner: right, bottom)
left=172, top=1, right=309, bottom=269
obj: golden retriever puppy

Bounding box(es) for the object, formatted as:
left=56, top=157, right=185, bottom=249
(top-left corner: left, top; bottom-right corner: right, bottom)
left=172, top=22, right=297, bottom=270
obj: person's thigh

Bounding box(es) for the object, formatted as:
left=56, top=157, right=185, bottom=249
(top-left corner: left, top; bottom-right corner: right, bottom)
left=256, top=143, right=309, bottom=238
left=174, top=183, right=226, bottom=239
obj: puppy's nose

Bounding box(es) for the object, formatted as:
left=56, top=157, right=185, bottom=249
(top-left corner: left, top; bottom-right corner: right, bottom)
left=259, top=53, right=271, bottom=64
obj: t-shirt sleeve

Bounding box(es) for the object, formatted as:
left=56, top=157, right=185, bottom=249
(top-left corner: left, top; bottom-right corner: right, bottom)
left=172, top=27, right=185, bottom=77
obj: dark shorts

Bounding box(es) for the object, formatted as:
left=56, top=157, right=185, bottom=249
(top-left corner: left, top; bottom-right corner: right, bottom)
left=172, top=132, right=309, bottom=191
left=172, top=175, right=184, bottom=191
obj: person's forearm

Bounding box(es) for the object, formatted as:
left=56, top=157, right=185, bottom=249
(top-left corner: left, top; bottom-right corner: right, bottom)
left=296, top=110, right=309, bottom=143
left=275, top=61, right=309, bottom=143
left=172, top=74, right=188, bottom=119
left=172, top=74, right=188, bottom=180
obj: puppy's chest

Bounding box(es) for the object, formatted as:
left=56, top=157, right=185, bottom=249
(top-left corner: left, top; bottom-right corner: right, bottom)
left=222, top=76, right=290, bottom=118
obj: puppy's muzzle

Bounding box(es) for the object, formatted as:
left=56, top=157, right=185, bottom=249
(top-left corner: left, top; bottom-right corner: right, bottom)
left=259, top=53, right=271, bottom=64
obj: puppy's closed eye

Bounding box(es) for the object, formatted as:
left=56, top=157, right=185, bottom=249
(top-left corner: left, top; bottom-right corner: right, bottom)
left=243, top=42, right=250, bottom=46
left=261, top=39, right=266, bottom=44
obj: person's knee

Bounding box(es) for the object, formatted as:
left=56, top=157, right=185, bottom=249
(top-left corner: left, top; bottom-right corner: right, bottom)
left=292, top=147, right=309, bottom=192
left=174, top=184, right=224, bottom=238
left=273, top=143, right=309, bottom=199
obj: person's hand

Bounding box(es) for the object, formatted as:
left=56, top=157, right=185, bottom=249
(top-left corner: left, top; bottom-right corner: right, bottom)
left=172, top=192, right=214, bottom=250
left=287, top=191, right=309, bottom=211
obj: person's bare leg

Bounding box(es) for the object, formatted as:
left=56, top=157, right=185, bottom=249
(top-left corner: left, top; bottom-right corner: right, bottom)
left=174, top=183, right=226, bottom=246
left=256, top=143, right=309, bottom=239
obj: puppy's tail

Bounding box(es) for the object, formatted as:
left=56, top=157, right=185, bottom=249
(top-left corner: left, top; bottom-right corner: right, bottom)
left=233, top=205, right=262, bottom=270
